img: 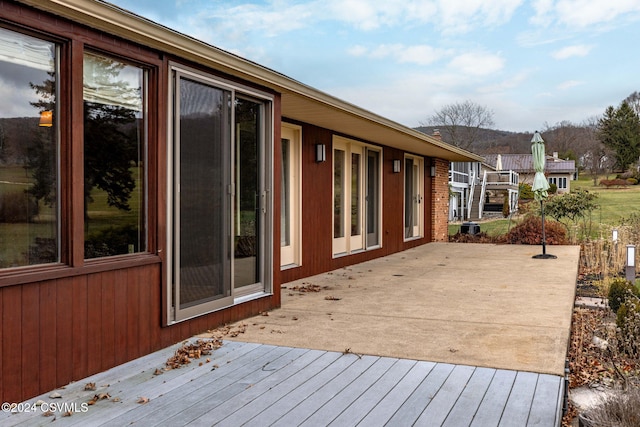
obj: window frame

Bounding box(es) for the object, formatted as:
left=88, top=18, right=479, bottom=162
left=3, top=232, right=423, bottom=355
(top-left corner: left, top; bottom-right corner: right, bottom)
left=280, top=122, right=302, bottom=269
left=404, top=154, right=424, bottom=241
left=332, top=135, right=382, bottom=257
left=166, top=62, right=274, bottom=323
left=82, top=49, right=150, bottom=261
left=0, top=21, right=162, bottom=286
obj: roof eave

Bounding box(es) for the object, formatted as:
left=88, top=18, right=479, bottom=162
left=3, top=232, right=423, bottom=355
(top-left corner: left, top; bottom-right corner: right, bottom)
left=19, top=0, right=481, bottom=162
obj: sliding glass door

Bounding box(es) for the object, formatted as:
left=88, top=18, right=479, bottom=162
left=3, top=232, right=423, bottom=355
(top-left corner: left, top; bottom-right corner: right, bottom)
left=169, top=65, right=272, bottom=322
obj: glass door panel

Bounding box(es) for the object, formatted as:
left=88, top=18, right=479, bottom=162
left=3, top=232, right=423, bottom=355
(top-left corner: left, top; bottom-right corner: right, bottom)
left=404, top=156, right=423, bottom=239
left=366, top=149, right=380, bottom=248
left=404, top=158, right=414, bottom=238
left=234, top=97, right=263, bottom=293
left=173, top=75, right=232, bottom=319
left=333, top=147, right=347, bottom=254
left=280, top=125, right=300, bottom=267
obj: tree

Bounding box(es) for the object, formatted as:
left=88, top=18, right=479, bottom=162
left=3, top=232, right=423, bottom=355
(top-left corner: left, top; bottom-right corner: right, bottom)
left=544, top=189, right=599, bottom=239
left=422, top=100, right=495, bottom=150
left=624, top=91, right=640, bottom=118
left=597, top=102, right=640, bottom=172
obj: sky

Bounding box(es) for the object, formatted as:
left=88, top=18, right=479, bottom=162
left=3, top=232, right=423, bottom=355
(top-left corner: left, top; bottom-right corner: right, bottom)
left=107, top=0, right=640, bottom=133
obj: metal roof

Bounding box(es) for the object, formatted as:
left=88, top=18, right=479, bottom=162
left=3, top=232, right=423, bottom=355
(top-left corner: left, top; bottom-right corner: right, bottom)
left=20, top=0, right=482, bottom=162
left=484, top=154, right=576, bottom=174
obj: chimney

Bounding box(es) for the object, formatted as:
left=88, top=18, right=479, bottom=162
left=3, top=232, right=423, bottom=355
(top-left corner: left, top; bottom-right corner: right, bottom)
left=432, top=129, right=441, bottom=140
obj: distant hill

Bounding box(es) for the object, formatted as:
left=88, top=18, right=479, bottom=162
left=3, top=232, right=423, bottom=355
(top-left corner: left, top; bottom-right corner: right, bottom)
left=415, top=126, right=536, bottom=155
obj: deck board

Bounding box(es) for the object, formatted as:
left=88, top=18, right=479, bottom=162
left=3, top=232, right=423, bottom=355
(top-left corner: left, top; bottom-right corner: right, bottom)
left=3, top=341, right=564, bottom=427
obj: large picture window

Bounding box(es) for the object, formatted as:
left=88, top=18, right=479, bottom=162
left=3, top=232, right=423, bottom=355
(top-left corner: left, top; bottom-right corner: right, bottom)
left=332, top=136, right=381, bottom=256
left=0, top=27, right=59, bottom=268
left=83, top=52, right=147, bottom=258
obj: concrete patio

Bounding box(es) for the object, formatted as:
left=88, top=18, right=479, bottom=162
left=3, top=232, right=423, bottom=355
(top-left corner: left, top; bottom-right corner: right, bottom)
left=221, top=242, right=580, bottom=376
left=2, top=242, right=580, bottom=426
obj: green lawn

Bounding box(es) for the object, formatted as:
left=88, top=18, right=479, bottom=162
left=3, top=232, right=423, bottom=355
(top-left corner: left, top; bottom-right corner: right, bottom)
left=449, top=173, right=640, bottom=238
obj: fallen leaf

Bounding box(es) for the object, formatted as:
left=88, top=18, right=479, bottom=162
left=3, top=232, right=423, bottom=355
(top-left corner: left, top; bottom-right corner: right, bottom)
left=325, top=296, right=341, bottom=301
left=154, top=368, right=163, bottom=375
left=112, top=397, right=121, bottom=402
left=63, top=411, right=72, bottom=417
left=94, top=392, right=111, bottom=400
left=84, top=382, right=96, bottom=391
left=49, top=392, right=62, bottom=399
left=42, top=410, right=54, bottom=417
left=137, top=397, right=149, bottom=404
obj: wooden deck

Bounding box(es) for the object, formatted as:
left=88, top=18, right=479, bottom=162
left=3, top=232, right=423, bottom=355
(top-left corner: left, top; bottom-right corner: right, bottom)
left=2, top=340, right=564, bottom=426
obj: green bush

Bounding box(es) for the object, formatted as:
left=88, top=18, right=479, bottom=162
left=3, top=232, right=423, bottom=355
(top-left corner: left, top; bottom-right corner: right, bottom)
left=626, top=177, right=638, bottom=185
left=548, top=183, right=557, bottom=194
left=616, top=297, right=640, bottom=357
left=519, top=183, right=534, bottom=200
left=502, top=192, right=510, bottom=218
left=608, top=277, right=638, bottom=313
left=505, top=216, right=568, bottom=245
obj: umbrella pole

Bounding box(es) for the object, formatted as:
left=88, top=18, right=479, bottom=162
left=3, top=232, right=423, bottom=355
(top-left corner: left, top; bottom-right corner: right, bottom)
left=533, top=199, right=557, bottom=259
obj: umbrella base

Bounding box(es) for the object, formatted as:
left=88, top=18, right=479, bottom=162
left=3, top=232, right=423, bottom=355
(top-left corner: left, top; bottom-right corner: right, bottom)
left=532, top=253, right=557, bottom=259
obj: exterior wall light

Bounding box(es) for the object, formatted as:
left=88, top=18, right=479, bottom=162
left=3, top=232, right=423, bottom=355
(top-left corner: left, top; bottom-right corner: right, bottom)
left=315, top=143, right=326, bottom=163
left=430, top=165, right=436, bottom=178
left=393, top=159, right=401, bottom=173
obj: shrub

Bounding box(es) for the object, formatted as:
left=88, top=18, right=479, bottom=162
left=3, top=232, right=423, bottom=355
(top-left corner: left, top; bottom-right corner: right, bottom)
left=502, top=192, right=510, bottom=218
left=615, top=297, right=640, bottom=358
left=85, top=225, right=140, bottom=258
left=505, top=216, right=567, bottom=245
left=608, top=277, right=638, bottom=313
left=581, top=387, right=640, bottom=427
left=627, top=177, right=638, bottom=185
left=519, top=183, right=534, bottom=200
left=548, top=182, right=557, bottom=194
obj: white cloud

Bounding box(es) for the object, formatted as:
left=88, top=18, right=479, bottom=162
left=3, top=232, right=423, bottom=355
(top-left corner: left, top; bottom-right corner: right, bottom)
left=557, top=80, right=583, bottom=90
left=349, top=43, right=449, bottom=66
left=551, top=44, right=593, bottom=59
left=478, top=71, right=531, bottom=94
left=531, top=0, right=640, bottom=29
left=448, top=51, right=505, bottom=76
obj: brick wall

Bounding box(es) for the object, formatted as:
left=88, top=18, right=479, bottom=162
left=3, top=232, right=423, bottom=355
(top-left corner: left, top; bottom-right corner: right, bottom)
left=431, top=158, right=450, bottom=242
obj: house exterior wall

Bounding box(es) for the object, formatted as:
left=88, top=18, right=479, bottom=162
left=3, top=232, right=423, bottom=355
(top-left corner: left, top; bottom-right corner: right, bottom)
left=431, top=158, right=450, bottom=242
left=0, top=1, right=450, bottom=402
left=280, top=122, right=434, bottom=283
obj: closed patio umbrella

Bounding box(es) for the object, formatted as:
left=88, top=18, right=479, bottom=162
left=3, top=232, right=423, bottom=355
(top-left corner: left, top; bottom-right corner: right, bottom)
left=531, top=131, right=556, bottom=259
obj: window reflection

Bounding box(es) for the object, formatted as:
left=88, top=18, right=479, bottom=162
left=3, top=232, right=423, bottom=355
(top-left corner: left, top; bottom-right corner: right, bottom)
left=83, top=52, right=146, bottom=258
left=0, top=27, right=58, bottom=268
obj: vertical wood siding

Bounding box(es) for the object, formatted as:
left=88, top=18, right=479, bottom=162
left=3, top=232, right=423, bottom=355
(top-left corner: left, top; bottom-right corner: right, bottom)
left=280, top=123, right=434, bottom=284
left=0, top=264, right=275, bottom=403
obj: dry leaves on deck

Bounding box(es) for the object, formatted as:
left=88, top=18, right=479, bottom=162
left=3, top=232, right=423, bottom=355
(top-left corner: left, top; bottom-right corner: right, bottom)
left=165, top=338, right=223, bottom=370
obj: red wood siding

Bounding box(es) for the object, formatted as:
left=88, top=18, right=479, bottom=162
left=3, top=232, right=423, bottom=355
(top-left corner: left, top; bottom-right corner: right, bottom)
left=280, top=123, right=434, bottom=284
left=0, top=264, right=275, bottom=403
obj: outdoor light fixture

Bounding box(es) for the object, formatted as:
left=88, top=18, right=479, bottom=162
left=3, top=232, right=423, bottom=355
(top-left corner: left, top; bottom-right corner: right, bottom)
left=39, top=110, right=52, bottom=127
left=430, top=165, right=436, bottom=177
left=315, top=143, right=326, bottom=163
left=393, top=159, right=401, bottom=173
left=626, top=244, right=636, bottom=282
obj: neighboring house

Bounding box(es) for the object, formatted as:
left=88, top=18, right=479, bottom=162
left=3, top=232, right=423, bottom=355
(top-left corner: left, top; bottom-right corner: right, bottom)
left=448, top=156, right=519, bottom=221
left=0, top=0, right=481, bottom=402
left=484, top=153, right=577, bottom=193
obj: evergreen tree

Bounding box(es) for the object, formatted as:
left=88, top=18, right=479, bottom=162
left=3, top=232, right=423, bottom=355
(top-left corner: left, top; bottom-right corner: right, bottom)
left=597, top=101, right=640, bottom=171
